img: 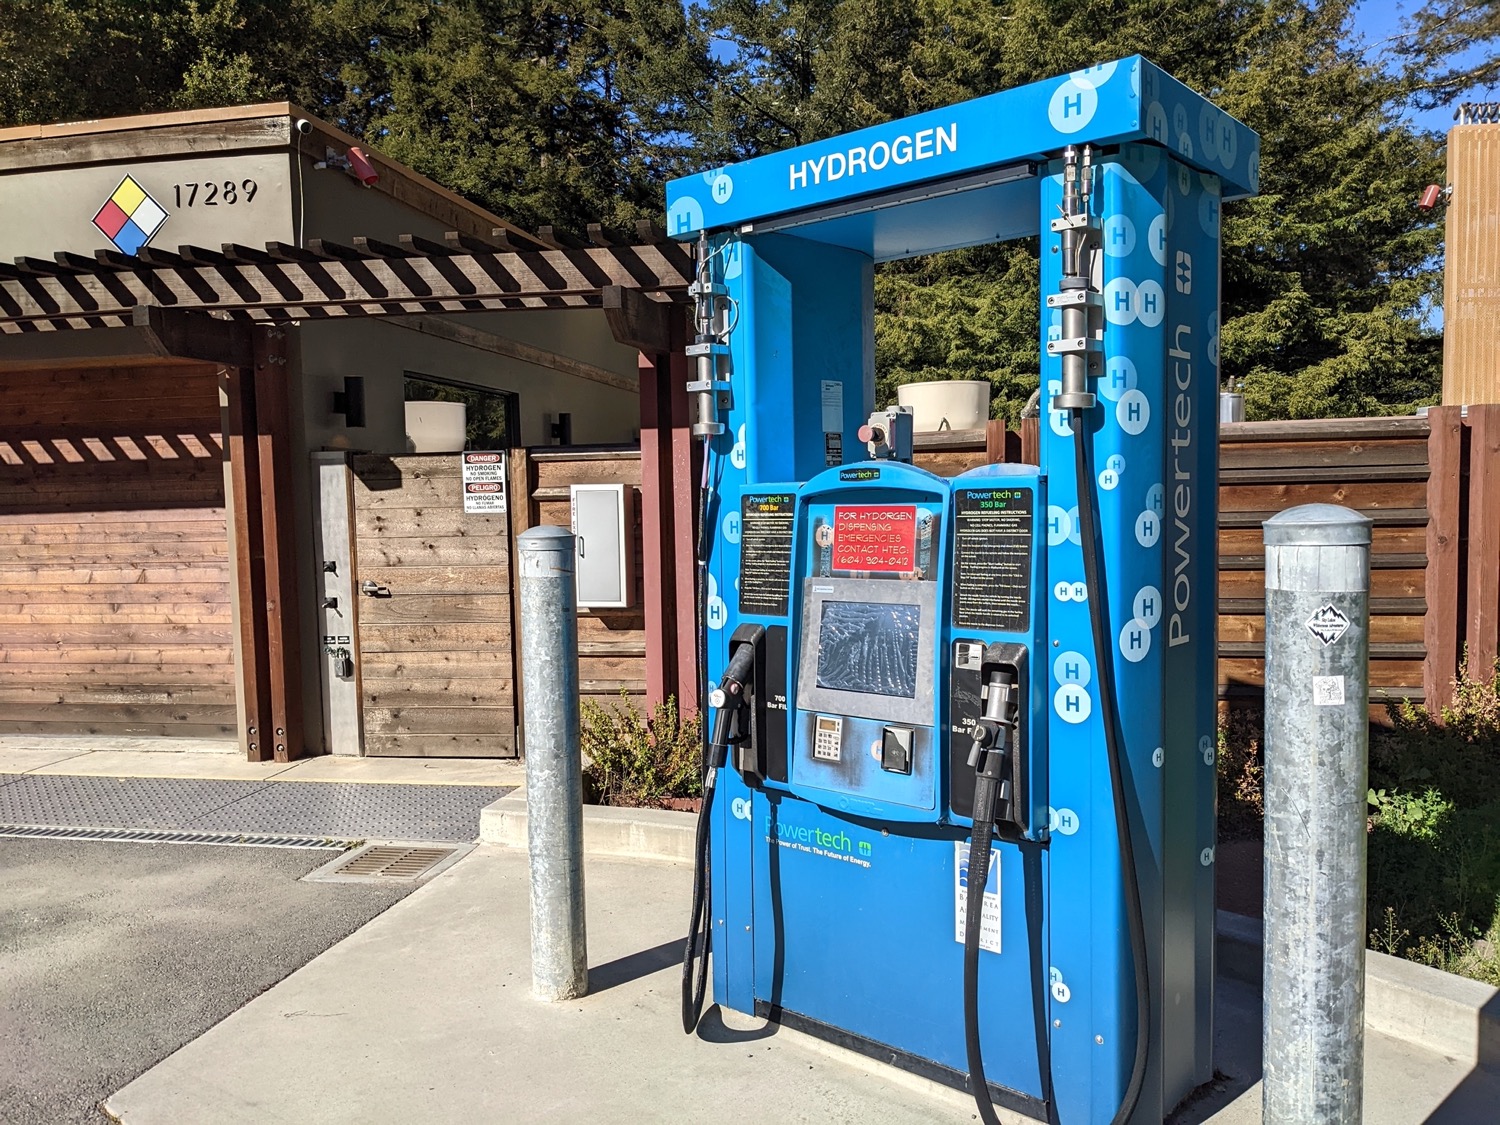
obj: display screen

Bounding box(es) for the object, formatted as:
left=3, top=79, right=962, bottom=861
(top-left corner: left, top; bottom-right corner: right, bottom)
left=815, top=600, right=921, bottom=699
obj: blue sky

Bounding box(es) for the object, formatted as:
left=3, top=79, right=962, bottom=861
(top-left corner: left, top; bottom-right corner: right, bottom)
left=1351, top=0, right=1492, bottom=133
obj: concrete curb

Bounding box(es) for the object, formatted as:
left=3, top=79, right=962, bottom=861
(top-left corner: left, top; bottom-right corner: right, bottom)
left=1217, top=908, right=1500, bottom=1072
left=485, top=792, right=1500, bottom=1073
left=479, top=789, right=695, bottom=862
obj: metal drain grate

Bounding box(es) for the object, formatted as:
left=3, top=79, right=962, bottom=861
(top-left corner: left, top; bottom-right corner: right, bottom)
left=0, top=824, right=354, bottom=849
left=304, top=841, right=468, bottom=885
left=341, top=845, right=454, bottom=878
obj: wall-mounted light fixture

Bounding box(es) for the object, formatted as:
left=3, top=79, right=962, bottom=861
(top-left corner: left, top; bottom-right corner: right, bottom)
left=331, top=376, right=366, bottom=427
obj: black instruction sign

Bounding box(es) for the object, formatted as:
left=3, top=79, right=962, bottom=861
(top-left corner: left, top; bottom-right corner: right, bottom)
left=739, top=493, right=796, bottom=617
left=953, top=487, right=1033, bottom=632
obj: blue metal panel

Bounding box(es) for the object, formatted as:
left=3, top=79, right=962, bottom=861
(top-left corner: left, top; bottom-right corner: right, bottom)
left=750, top=791, right=1047, bottom=1100
left=666, top=57, right=1258, bottom=242
left=946, top=463, right=1050, bottom=839
left=1037, top=165, right=1128, bottom=1125
left=1157, top=154, right=1224, bottom=1101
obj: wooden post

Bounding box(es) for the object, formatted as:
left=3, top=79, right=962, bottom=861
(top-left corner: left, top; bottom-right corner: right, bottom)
left=1020, top=415, right=1041, bottom=466
left=984, top=418, right=1007, bottom=464
left=636, top=350, right=676, bottom=708
left=668, top=316, right=700, bottom=714
left=1424, top=406, right=1466, bottom=711
left=602, top=286, right=697, bottom=714
left=224, top=363, right=273, bottom=761
left=507, top=444, right=535, bottom=750
left=250, top=327, right=305, bottom=762
left=1465, top=404, right=1500, bottom=682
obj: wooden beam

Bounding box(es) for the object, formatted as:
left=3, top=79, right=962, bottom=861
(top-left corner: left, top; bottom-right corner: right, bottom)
left=0, top=244, right=693, bottom=327
left=131, top=306, right=254, bottom=368
left=0, top=118, right=291, bottom=172
left=386, top=314, right=639, bottom=393
left=507, top=446, right=535, bottom=752
left=667, top=314, right=699, bottom=712
left=984, top=419, right=1007, bottom=464
left=1019, top=415, right=1040, bottom=466
left=250, top=327, right=306, bottom=762
left=602, top=285, right=675, bottom=354
left=1424, top=406, right=1465, bottom=711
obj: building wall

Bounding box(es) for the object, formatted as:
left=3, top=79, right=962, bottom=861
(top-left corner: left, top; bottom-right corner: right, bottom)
left=298, top=316, right=640, bottom=454
left=1444, top=125, right=1500, bottom=406
left=0, top=107, right=650, bottom=754
left=0, top=151, right=296, bottom=259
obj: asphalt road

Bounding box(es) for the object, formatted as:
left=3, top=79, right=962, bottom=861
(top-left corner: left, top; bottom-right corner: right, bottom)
left=0, top=839, right=412, bottom=1125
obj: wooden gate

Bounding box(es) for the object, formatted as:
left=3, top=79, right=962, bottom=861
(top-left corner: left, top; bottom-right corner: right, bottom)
left=350, top=454, right=516, bottom=757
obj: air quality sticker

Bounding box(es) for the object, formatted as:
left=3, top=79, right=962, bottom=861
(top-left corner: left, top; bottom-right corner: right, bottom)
left=954, top=841, right=1002, bottom=954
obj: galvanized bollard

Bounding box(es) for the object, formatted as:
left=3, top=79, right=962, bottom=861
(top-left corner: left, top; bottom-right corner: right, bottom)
left=517, top=526, right=588, bottom=1002
left=1261, top=504, right=1371, bottom=1125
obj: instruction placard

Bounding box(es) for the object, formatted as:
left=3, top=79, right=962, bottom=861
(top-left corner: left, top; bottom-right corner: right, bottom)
left=739, top=493, right=795, bottom=616
left=953, top=486, right=1033, bottom=632
left=954, top=840, right=1001, bottom=954
left=461, top=451, right=507, bottom=514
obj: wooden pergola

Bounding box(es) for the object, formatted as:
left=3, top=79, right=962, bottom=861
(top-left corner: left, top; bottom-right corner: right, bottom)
left=0, top=229, right=700, bottom=760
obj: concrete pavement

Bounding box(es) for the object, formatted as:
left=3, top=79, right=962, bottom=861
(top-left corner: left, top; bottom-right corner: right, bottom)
left=105, top=844, right=1500, bottom=1125
left=0, top=839, right=410, bottom=1125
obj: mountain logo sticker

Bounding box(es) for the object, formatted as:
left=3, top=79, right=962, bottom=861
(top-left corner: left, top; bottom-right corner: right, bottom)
left=1305, top=604, right=1351, bottom=646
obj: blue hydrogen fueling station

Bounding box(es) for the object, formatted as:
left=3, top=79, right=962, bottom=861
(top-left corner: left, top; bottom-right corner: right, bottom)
left=667, top=59, right=1259, bottom=1124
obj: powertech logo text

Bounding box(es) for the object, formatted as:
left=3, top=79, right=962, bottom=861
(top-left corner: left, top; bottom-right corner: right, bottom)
left=765, top=817, right=874, bottom=869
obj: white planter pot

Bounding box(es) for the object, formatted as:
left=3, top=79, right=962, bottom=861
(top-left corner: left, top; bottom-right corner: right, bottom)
left=895, top=380, right=992, bottom=432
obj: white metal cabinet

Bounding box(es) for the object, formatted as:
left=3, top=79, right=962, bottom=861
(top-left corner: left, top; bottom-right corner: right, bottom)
left=569, top=483, right=635, bottom=608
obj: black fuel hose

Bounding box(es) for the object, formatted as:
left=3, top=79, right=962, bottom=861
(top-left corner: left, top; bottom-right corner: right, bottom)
left=682, top=639, right=758, bottom=1034
left=1072, top=408, right=1151, bottom=1125
left=963, top=772, right=1004, bottom=1125
left=681, top=706, right=729, bottom=1033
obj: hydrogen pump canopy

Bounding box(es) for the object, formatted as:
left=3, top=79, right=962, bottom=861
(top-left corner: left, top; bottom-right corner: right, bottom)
left=671, top=57, right=1258, bottom=1125
left=666, top=56, right=1258, bottom=256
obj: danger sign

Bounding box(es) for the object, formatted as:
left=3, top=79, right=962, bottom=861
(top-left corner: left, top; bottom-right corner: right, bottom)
left=832, top=505, right=916, bottom=572
left=461, top=451, right=507, bottom=514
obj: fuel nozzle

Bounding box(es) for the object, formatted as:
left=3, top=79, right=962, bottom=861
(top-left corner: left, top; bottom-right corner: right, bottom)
left=707, top=624, right=764, bottom=775
left=968, top=666, right=1019, bottom=822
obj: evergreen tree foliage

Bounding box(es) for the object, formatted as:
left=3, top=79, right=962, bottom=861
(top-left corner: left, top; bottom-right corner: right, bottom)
left=0, top=1, right=706, bottom=233
left=690, top=0, right=1446, bottom=420
left=1397, top=0, right=1500, bottom=109
left=0, top=0, right=1458, bottom=420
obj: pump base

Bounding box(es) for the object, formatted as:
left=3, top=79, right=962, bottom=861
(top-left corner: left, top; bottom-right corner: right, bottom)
left=752, top=1001, right=1052, bottom=1123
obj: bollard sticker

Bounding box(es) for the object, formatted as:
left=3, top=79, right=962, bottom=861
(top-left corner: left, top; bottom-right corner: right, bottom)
left=1305, top=604, right=1351, bottom=646
left=1312, top=675, right=1345, bottom=706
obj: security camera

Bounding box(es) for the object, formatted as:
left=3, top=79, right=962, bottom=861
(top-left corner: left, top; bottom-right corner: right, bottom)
left=294, top=118, right=313, bottom=136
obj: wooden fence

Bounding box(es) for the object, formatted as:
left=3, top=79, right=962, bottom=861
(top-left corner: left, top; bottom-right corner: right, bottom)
left=506, top=446, right=648, bottom=721
left=921, top=407, right=1500, bottom=717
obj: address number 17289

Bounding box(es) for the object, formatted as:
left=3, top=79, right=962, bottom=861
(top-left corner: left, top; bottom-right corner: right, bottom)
left=173, top=180, right=259, bottom=207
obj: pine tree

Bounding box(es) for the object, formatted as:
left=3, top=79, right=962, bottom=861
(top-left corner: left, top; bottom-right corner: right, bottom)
left=689, top=0, right=1446, bottom=420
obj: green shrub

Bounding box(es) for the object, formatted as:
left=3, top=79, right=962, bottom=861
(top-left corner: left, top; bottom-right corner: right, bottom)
left=1217, top=707, right=1264, bottom=841
left=579, top=693, right=703, bottom=808
left=1215, top=662, right=1500, bottom=987
left=1366, top=658, right=1500, bottom=984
